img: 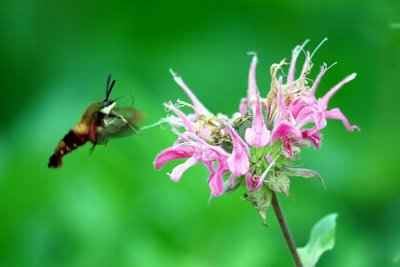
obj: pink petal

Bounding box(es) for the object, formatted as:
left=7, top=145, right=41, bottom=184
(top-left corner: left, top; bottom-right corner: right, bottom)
left=185, top=132, right=231, bottom=158
left=300, top=51, right=311, bottom=78
left=293, top=105, right=315, bottom=129
left=287, top=41, right=309, bottom=85
left=300, top=109, right=328, bottom=137
left=227, top=149, right=249, bottom=175
left=226, top=124, right=250, bottom=177
left=309, top=111, right=327, bottom=136
left=247, top=54, right=258, bottom=111
left=164, top=102, right=194, bottom=132
left=208, top=163, right=227, bottom=196
left=201, top=150, right=219, bottom=171
left=324, top=108, right=360, bottom=132
left=245, top=89, right=270, bottom=147
left=289, top=96, right=313, bottom=119
left=309, top=64, right=327, bottom=96
left=239, top=98, right=248, bottom=114
left=302, top=130, right=322, bottom=149
left=245, top=126, right=270, bottom=148
left=282, top=136, right=294, bottom=157
left=277, top=76, right=286, bottom=117
left=168, top=155, right=201, bottom=182
left=271, top=121, right=302, bottom=142
left=319, top=73, right=357, bottom=110
left=245, top=173, right=258, bottom=192
left=154, top=145, right=195, bottom=169
left=170, top=69, right=211, bottom=115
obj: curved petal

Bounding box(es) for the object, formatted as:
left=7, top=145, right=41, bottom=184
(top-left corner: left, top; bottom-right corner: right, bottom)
left=324, top=108, right=360, bottom=132
left=154, top=145, right=195, bottom=169
left=246, top=173, right=262, bottom=192
left=287, top=40, right=309, bottom=85
left=289, top=96, right=313, bottom=120
left=307, top=111, right=327, bottom=136
left=245, top=173, right=256, bottom=192
left=245, top=90, right=270, bottom=147
left=271, top=121, right=302, bottom=142
left=164, top=102, right=194, bottom=132
left=168, top=155, right=201, bottom=182
left=239, top=98, right=248, bottom=115
left=226, top=124, right=250, bottom=176
left=302, top=130, right=322, bottom=149
left=319, top=73, right=357, bottom=110
left=247, top=54, right=258, bottom=111
left=227, top=152, right=249, bottom=178
left=208, top=163, right=227, bottom=196
left=309, top=64, right=327, bottom=96
left=170, top=69, right=211, bottom=115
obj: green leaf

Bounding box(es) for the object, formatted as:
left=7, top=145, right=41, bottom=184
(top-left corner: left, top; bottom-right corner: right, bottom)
left=284, top=167, right=325, bottom=188
left=268, top=174, right=290, bottom=196
left=245, top=188, right=272, bottom=225
left=297, top=213, right=338, bottom=267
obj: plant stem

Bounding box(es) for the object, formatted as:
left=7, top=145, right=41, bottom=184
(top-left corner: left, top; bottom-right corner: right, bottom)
left=271, top=191, right=303, bottom=267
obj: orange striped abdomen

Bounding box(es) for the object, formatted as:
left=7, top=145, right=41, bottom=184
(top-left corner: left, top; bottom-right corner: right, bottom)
left=48, top=129, right=89, bottom=168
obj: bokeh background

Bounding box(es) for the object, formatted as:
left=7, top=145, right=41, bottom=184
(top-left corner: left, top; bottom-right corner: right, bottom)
left=1, top=1, right=399, bottom=266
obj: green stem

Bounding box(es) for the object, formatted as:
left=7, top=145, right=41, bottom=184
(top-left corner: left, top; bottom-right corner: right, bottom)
left=271, top=191, right=303, bottom=267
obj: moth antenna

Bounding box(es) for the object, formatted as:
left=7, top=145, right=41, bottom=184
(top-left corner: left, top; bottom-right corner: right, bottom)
left=106, top=74, right=111, bottom=95
left=105, top=75, right=116, bottom=101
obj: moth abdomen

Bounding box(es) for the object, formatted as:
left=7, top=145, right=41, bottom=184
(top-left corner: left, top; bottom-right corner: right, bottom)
left=48, top=129, right=88, bottom=168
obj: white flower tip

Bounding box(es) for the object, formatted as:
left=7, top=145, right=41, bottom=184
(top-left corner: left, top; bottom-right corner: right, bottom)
left=302, top=39, right=310, bottom=46
left=293, top=39, right=310, bottom=55
left=169, top=68, right=178, bottom=78
left=326, top=61, right=337, bottom=71
left=311, top=38, right=328, bottom=58
left=247, top=52, right=258, bottom=64
left=348, top=73, right=357, bottom=80
left=163, top=101, right=174, bottom=111
left=167, top=172, right=179, bottom=182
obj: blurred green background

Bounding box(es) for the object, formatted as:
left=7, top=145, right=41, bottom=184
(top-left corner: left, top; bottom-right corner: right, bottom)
left=0, top=0, right=399, bottom=266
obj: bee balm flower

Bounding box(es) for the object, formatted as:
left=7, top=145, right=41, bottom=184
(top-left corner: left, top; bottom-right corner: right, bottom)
left=154, top=41, right=359, bottom=222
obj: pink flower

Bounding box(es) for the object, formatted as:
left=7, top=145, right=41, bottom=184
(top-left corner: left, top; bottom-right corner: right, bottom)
left=170, top=69, right=211, bottom=115
left=290, top=71, right=360, bottom=137
left=154, top=71, right=232, bottom=196
left=226, top=123, right=250, bottom=185
left=246, top=173, right=262, bottom=192
left=154, top=40, right=359, bottom=205
left=154, top=129, right=231, bottom=196
left=270, top=45, right=359, bottom=153
left=244, top=55, right=270, bottom=147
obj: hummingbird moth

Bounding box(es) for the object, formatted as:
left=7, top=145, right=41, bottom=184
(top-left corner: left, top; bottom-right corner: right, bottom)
left=48, top=75, right=143, bottom=168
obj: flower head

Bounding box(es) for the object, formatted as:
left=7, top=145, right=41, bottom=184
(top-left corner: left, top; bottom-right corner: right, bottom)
left=154, top=41, right=359, bottom=223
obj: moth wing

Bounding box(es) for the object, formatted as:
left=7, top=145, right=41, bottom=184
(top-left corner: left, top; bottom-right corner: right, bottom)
left=95, top=108, right=143, bottom=144
left=112, top=107, right=144, bottom=124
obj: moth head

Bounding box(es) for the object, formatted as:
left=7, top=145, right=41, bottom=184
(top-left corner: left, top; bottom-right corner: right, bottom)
left=101, top=100, right=116, bottom=114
